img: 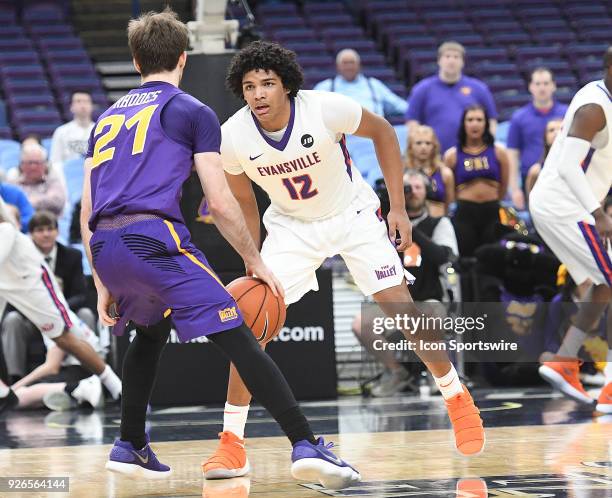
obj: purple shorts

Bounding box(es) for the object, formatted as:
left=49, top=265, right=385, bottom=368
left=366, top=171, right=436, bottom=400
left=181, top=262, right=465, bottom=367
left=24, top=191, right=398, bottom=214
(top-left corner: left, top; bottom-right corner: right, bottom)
left=90, top=216, right=243, bottom=342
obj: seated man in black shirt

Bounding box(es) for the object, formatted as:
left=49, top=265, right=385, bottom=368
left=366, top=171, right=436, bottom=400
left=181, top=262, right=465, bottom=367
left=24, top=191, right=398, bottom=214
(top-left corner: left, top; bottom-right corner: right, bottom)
left=353, top=170, right=459, bottom=396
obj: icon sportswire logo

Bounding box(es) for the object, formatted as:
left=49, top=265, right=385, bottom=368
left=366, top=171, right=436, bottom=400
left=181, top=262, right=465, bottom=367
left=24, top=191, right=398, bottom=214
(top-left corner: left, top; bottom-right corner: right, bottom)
left=218, top=306, right=239, bottom=322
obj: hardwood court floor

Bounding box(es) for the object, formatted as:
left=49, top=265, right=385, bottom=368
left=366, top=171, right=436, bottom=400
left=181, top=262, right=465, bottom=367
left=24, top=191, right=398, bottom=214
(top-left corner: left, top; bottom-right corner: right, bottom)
left=0, top=389, right=611, bottom=497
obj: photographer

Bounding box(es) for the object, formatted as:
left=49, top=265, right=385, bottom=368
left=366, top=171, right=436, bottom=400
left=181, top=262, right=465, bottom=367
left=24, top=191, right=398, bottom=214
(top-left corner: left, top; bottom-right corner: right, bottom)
left=353, top=170, right=459, bottom=396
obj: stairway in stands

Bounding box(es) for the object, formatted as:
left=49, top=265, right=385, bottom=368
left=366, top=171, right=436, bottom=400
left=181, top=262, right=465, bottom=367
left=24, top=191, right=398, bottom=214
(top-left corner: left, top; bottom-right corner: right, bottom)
left=71, top=0, right=192, bottom=101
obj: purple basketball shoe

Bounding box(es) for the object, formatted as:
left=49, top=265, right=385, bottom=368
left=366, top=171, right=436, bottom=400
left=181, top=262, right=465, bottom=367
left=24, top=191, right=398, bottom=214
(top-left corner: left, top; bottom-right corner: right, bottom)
left=291, top=438, right=360, bottom=490
left=105, top=437, right=172, bottom=479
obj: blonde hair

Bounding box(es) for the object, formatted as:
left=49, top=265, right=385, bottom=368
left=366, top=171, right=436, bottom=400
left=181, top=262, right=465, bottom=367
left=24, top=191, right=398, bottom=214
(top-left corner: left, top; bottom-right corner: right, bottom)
left=437, top=41, right=465, bottom=60
left=405, top=125, right=444, bottom=172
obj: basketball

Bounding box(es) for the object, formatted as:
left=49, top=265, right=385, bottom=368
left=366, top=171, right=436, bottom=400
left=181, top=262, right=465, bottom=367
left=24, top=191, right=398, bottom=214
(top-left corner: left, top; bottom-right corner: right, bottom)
left=226, top=276, right=286, bottom=344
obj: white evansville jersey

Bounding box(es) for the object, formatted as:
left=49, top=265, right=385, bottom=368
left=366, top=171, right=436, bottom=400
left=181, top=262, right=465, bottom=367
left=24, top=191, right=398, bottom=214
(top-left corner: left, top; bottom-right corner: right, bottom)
left=530, top=80, right=612, bottom=222
left=222, top=90, right=379, bottom=220
left=0, top=221, right=48, bottom=293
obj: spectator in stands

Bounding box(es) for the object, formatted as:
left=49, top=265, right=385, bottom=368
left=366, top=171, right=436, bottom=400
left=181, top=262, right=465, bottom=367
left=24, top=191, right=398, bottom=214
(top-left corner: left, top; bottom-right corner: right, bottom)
left=6, top=143, right=66, bottom=217
left=352, top=170, right=458, bottom=397
left=314, top=49, right=407, bottom=118
left=404, top=125, right=454, bottom=216
left=314, top=49, right=408, bottom=186
left=0, top=182, right=33, bottom=232
left=524, top=118, right=563, bottom=199
left=507, top=68, right=568, bottom=210
left=1, top=211, right=95, bottom=383
left=21, top=134, right=42, bottom=149
left=405, top=41, right=497, bottom=154
left=444, top=104, right=508, bottom=258
left=50, top=90, right=94, bottom=176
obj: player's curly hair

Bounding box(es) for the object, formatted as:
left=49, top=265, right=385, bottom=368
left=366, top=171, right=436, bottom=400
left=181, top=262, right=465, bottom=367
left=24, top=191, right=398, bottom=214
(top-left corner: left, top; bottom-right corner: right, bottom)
left=226, top=41, right=304, bottom=99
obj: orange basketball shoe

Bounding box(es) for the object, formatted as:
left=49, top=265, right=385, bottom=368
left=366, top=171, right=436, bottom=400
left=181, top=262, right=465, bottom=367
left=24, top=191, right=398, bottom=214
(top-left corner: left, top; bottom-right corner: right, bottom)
left=539, top=357, right=594, bottom=405
left=202, top=431, right=250, bottom=479
left=445, top=385, right=485, bottom=456
left=596, top=382, right=612, bottom=414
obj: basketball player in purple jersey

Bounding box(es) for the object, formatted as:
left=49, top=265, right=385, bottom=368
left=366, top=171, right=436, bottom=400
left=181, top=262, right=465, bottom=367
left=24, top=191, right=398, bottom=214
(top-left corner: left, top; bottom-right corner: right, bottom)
left=79, top=9, right=360, bottom=488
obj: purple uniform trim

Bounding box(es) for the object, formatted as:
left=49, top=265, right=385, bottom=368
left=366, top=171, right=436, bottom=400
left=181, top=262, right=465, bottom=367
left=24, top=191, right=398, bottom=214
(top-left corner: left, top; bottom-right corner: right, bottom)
left=578, top=221, right=612, bottom=286
left=41, top=265, right=72, bottom=329
left=339, top=135, right=353, bottom=180
left=251, top=97, right=296, bottom=151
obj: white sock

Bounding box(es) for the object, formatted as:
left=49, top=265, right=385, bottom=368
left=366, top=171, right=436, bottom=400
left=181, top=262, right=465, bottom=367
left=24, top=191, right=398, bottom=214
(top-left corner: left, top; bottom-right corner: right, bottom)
left=223, top=402, right=249, bottom=440
left=0, top=384, right=9, bottom=397
left=557, top=325, right=587, bottom=358
left=98, top=365, right=122, bottom=400
left=605, top=350, right=612, bottom=385
left=433, top=364, right=463, bottom=400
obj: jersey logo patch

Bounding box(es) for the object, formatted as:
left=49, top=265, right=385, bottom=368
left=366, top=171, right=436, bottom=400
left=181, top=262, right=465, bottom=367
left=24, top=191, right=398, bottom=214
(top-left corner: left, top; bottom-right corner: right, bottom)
left=301, top=134, right=314, bottom=148
left=249, top=153, right=263, bottom=161
left=218, top=306, right=239, bottom=322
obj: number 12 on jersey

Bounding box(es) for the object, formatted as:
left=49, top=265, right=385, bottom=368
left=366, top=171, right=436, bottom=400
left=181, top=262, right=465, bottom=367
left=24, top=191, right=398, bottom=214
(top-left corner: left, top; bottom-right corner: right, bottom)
left=282, top=174, right=319, bottom=200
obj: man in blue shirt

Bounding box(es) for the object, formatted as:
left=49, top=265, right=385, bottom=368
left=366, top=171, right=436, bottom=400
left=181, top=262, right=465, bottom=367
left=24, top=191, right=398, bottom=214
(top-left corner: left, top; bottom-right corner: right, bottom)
left=507, top=68, right=568, bottom=209
left=314, top=48, right=407, bottom=117
left=0, top=182, right=34, bottom=232
left=405, top=42, right=497, bottom=154
left=315, top=49, right=408, bottom=184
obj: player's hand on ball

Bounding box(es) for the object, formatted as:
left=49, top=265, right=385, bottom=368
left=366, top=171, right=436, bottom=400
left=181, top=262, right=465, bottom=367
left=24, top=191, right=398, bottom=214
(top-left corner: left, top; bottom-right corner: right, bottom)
left=248, top=258, right=285, bottom=299
left=387, top=208, right=412, bottom=252
left=97, top=285, right=118, bottom=327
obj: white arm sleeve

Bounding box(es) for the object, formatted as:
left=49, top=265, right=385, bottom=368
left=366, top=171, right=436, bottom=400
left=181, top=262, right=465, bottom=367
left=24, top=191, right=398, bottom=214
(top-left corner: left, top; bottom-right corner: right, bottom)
left=317, top=91, right=363, bottom=135
left=0, top=222, right=17, bottom=265
left=557, top=136, right=601, bottom=214
left=220, top=125, right=244, bottom=175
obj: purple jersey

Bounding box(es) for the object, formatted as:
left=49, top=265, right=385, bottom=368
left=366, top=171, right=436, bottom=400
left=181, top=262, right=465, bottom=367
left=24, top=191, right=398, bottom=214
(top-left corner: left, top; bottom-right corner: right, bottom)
left=86, top=81, right=219, bottom=230
left=455, top=145, right=501, bottom=187
left=427, top=169, right=446, bottom=203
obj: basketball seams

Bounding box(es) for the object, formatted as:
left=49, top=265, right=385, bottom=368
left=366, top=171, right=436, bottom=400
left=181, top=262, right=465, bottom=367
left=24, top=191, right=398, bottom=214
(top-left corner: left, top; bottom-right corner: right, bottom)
left=250, top=283, right=267, bottom=339
left=229, top=277, right=264, bottom=302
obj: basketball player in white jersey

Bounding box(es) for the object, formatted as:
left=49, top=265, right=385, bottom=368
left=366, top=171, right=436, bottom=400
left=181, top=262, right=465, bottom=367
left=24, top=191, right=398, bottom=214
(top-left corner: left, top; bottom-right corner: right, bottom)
left=530, top=48, right=612, bottom=413
left=203, top=41, right=485, bottom=479
left=0, top=197, right=121, bottom=413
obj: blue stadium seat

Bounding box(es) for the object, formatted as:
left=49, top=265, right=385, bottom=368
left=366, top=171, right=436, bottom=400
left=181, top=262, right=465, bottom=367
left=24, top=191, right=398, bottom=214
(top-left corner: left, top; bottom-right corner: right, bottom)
left=0, top=139, right=21, bottom=172
left=42, top=137, right=52, bottom=157
left=63, top=157, right=85, bottom=206
left=0, top=26, right=25, bottom=38
left=0, top=100, right=7, bottom=127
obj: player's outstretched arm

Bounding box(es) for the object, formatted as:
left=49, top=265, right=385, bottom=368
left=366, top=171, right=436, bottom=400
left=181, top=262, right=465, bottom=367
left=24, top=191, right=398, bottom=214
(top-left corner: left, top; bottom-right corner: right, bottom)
left=80, top=158, right=118, bottom=327
left=559, top=103, right=611, bottom=242
left=225, top=172, right=261, bottom=251
left=354, top=108, right=412, bottom=251
left=195, top=152, right=284, bottom=298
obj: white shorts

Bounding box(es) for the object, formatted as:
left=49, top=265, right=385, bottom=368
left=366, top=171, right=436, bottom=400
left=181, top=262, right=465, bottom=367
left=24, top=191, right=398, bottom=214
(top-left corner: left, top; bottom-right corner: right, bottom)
left=0, top=265, right=74, bottom=339
left=532, top=213, right=612, bottom=287
left=261, top=200, right=408, bottom=305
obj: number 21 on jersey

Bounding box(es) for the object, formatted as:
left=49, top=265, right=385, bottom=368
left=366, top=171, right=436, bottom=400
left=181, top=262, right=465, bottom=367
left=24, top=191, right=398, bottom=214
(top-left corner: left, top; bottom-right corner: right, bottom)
left=91, top=104, right=158, bottom=168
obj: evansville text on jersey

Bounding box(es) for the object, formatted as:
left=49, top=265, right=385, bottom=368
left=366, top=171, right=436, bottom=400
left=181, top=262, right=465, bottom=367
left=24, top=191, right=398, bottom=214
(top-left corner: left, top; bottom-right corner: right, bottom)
left=256, top=152, right=321, bottom=177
